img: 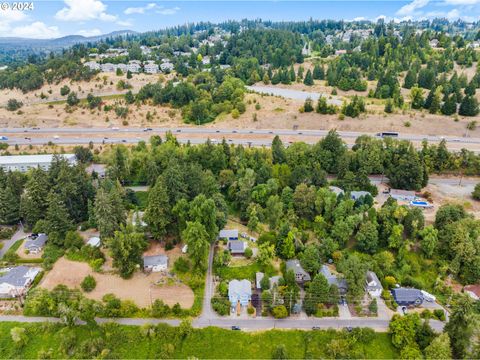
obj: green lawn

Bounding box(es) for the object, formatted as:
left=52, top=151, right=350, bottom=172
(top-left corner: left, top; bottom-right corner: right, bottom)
left=215, top=262, right=262, bottom=281
left=0, top=322, right=398, bottom=359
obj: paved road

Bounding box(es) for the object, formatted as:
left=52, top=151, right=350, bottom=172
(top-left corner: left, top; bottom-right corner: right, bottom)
left=0, top=225, right=27, bottom=259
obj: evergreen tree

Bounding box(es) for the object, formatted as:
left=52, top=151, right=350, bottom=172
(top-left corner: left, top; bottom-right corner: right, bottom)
left=107, top=225, right=147, bottom=278
left=441, top=94, right=457, bottom=115
left=20, top=168, right=49, bottom=228
left=313, top=64, right=324, bottom=80
left=0, top=186, right=20, bottom=225
left=410, top=85, right=424, bottom=109
left=403, top=69, right=417, bottom=89
left=303, top=69, right=314, bottom=86
left=45, top=191, right=73, bottom=244
left=144, top=179, right=171, bottom=240
left=459, top=96, right=480, bottom=116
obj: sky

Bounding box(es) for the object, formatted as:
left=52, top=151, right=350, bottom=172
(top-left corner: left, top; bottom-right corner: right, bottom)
left=0, top=0, right=480, bottom=39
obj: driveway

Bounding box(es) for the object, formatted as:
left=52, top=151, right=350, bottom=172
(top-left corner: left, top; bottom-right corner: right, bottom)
left=0, top=225, right=28, bottom=259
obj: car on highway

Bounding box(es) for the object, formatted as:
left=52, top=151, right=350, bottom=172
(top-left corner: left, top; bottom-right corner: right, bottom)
left=143, top=128, right=153, bottom=132
left=312, top=326, right=321, bottom=330
left=176, top=129, right=182, bottom=132
left=112, top=127, right=119, bottom=131
left=32, top=127, right=40, bottom=130
left=231, top=326, right=241, bottom=331
left=122, top=139, right=127, bottom=143
left=53, top=135, right=60, bottom=139
left=24, top=137, right=31, bottom=140
left=0, top=136, right=8, bottom=140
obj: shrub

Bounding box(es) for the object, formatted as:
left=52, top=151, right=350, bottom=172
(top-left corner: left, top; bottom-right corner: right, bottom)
left=433, top=309, right=446, bottom=321
left=6, top=99, right=23, bottom=111
left=272, top=305, right=288, bottom=319
left=60, top=85, right=70, bottom=96
left=152, top=299, right=170, bottom=317
left=211, top=296, right=230, bottom=316
left=231, top=109, right=240, bottom=119
left=174, top=257, right=191, bottom=273
left=247, top=306, right=255, bottom=315
left=81, top=275, right=96, bottom=292
left=244, top=247, right=253, bottom=259
left=384, top=276, right=397, bottom=288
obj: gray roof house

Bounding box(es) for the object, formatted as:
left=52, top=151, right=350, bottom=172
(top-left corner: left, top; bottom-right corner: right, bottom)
left=219, top=229, right=238, bottom=241
left=229, top=279, right=252, bottom=307
left=0, top=266, right=41, bottom=298
left=143, top=255, right=168, bottom=272
left=365, top=271, right=383, bottom=297
left=24, top=234, right=47, bottom=254
left=350, top=191, right=372, bottom=201
left=320, top=265, right=348, bottom=295
left=286, top=260, right=311, bottom=283
left=391, top=287, right=424, bottom=306
left=329, top=186, right=345, bottom=197
left=228, top=240, right=246, bottom=255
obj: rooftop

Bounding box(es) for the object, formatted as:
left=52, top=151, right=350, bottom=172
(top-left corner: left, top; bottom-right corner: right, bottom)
left=0, top=266, right=41, bottom=287
left=219, top=229, right=238, bottom=238
left=143, top=254, right=168, bottom=267
left=228, top=240, right=246, bottom=253
left=228, top=279, right=251, bottom=296
left=24, top=234, right=48, bottom=249
left=391, top=287, right=423, bottom=302
left=0, top=154, right=76, bottom=165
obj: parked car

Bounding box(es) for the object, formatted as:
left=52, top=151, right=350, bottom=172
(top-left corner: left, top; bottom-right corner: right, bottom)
left=231, top=326, right=241, bottom=331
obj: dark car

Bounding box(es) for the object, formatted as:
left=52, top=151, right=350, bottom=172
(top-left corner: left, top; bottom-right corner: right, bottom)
left=312, top=326, right=321, bottom=330
left=231, top=326, right=241, bottom=331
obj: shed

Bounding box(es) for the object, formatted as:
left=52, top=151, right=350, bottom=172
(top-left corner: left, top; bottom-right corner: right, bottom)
left=143, top=255, right=168, bottom=272
left=228, top=240, right=246, bottom=255
left=219, top=229, right=239, bottom=241
left=87, top=237, right=101, bottom=248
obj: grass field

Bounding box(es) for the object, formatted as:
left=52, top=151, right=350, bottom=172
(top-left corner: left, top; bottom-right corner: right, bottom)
left=0, top=322, right=399, bottom=359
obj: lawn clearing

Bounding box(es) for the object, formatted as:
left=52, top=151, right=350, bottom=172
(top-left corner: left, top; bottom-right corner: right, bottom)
left=40, top=257, right=194, bottom=308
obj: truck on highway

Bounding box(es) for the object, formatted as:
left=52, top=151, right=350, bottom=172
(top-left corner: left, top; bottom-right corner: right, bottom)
left=376, top=131, right=399, bottom=138
left=0, top=136, right=8, bottom=140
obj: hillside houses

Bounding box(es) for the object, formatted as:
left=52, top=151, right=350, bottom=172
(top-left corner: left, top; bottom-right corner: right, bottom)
left=84, top=60, right=160, bottom=74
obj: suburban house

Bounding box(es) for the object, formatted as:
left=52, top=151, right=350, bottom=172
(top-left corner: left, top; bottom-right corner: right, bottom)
left=0, top=266, right=41, bottom=298
left=228, top=240, right=246, bottom=255
left=86, top=164, right=107, bottom=179
left=320, top=265, right=348, bottom=295
left=365, top=271, right=383, bottom=297
left=350, top=191, right=372, bottom=201
left=464, top=285, right=480, bottom=300
left=286, top=260, right=311, bottom=283
left=24, top=234, right=48, bottom=254
left=391, top=287, right=424, bottom=306
left=219, top=229, right=239, bottom=241
left=389, top=189, right=416, bottom=202
left=143, top=255, right=168, bottom=272
left=329, top=186, right=345, bottom=197
left=228, top=279, right=252, bottom=307
left=87, top=237, right=101, bottom=248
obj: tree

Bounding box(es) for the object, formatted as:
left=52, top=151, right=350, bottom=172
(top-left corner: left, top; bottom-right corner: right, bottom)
left=459, top=95, right=479, bottom=116
left=281, top=231, right=296, bottom=259
left=125, top=90, right=135, bottom=104
left=410, top=85, right=424, bottom=109
left=6, top=98, right=23, bottom=111
left=473, top=183, right=480, bottom=200
left=60, top=85, right=70, bottom=96
left=403, top=69, right=417, bottom=89
left=304, top=273, right=330, bottom=315
left=441, top=94, right=457, bottom=116
left=81, top=275, right=96, bottom=292
left=356, top=221, right=379, bottom=254
left=272, top=136, right=286, bottom=164
left=183, top=221, right=210, bottom=271
left=419, top=225, right=438, bottom=258
left=66, top=92, right=79, bottom=106
left=272, top=344, right=289, bottom=360
left=86, top=93, right=101, bottom=109
left=45, top=191, right=73, bottom=244
left=424, top=333, right=452, bottom=359
left=265, top=195, right=283, bottom=230
left=313, top=64, right=324, bottom=80
left=300, top=244, right=321, bottom=274
left=107, top=225, right=147, bottom=278
left=434, top=204, right=467, bottom=230
left=257, top=242, right=275, bottom=266
left=337, top=254, right=367, bottom=298
left=384, top=98, right=394, bottom=113
left=144, top=179, right=171, bottom=240
left=0, top=185, right=20, bottom=225
left=389, top=313, right=421, bottom=349
left=303, top=97, right=314, bottom=112
left=272, top=305, right=288, bottom=319
left=94, top=185, right=125, bottom=239
left=303, top=69, right=314, bottom=86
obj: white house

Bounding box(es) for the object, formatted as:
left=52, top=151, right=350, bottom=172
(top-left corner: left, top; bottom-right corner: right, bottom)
left=87, top=237, right=101, bottom=248
left=0, top=154, right=76, bottom=173
left=24, top=234, right=47, bottom=254
left=126, top=62, right=141, bottom=73
left=144, top=62, right=159, bottom=74
left=100, top=63, right=116, bottom=72
left=228, top=279, right=251, bottom=307
left=160, top=62, right=174, bottom=72
left=365, top=271, right=383, bottom=297
left=0, top=266, right=41, bottom=298
left=143, top=255, right=168, bottom=272
left=390, top=189, right=416, bottom=202
left=84, top=61, right=100, bottom=71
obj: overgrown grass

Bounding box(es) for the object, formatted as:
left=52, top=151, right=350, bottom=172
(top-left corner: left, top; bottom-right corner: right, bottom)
left=0, top=322, right=398, bottom=359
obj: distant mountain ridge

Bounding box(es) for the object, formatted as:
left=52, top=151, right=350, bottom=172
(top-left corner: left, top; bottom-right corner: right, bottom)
left=0, top=30, right=138, bottom=50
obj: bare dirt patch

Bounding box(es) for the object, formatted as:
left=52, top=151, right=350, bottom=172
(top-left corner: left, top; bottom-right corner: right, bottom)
left=40, top=257, right=194, bottom=308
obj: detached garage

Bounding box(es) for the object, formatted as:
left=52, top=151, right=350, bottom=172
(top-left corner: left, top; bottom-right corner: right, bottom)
left=143, top=255, right=168, bottom=272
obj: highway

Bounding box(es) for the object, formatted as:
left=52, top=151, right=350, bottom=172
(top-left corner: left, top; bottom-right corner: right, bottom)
left=2, top=126, right=480, bottom=152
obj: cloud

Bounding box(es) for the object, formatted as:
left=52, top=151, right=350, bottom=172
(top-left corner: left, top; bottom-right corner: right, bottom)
left=117, top=19, right=133, bottom=27
left=13, top=21, right=61, bottom=39
left=124, top=3, right=157, bottom=15
left=397, top=0, right=430, bottom=16
left=0, top=8, right=28, bottom=35
left=156, top=7, right=180, bottom=15
left=55, top=0, right=117, bottom=22
left=77, top=28, right=102, bottom=37
left=443, top=0, right=480, bottom=4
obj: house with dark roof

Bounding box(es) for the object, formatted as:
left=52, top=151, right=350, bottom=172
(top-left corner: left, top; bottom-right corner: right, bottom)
left=24, top=234, right=47, bottom=254
left=219, top=229, right=239, bottom=241
left=286, top=260, right=311, bottom=284
left=228, top=240, right=246, bottom=255
left=391, top=287, right=424, bottom=306
left=365, top=271, right=383, bottom=297
left=389, top=189, right=416, bottom=202
left=0, top=266, right=41, bottom=298
left=320, top=265, right=348, bottom=295
left=143, top=255, right=168, bottom=272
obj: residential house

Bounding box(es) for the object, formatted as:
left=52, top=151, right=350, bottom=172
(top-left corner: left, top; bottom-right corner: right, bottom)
left=86, top=163, right=106, bottom=179
left=228, top=279, right=251, bottom=307
left=286, top=259, right=311, bottom=283
left=320, top=265, right=348, bottom=295
left=160, top=62, right=174, bottom=72
left=219, top=229, right=238, bottom=241
left=391, top=287, right=424, bottom=306
left=389, top=189, right=416, bottom=202
left=143, top=255, right=168, bottom=272
left=87, top=237, right=101, bottom=248
left=464, top=285, right=480, bottom=300
left=24, top=233, right=47, bottom=254
left=100, top=63, right=116, bottom=72
left=350, top=191, right=371, bottom=201
left=365, top=271, right=383, bottom=297
left=329, top=186, right=344, bottom=197
left=0, top=154, right=76, bottom=173
left=144, top=61, right=159, bottom=74
left=0, top=266, right=41, bottom=298
left=429, top=39, right=440, bottom=48
left=335, top=49, right=347, bottom=55
left=126, top=62, right=141, bottom=73
left=228, top=240, right=246, bottom=255
left=84, top=61, right=100, bottom=71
